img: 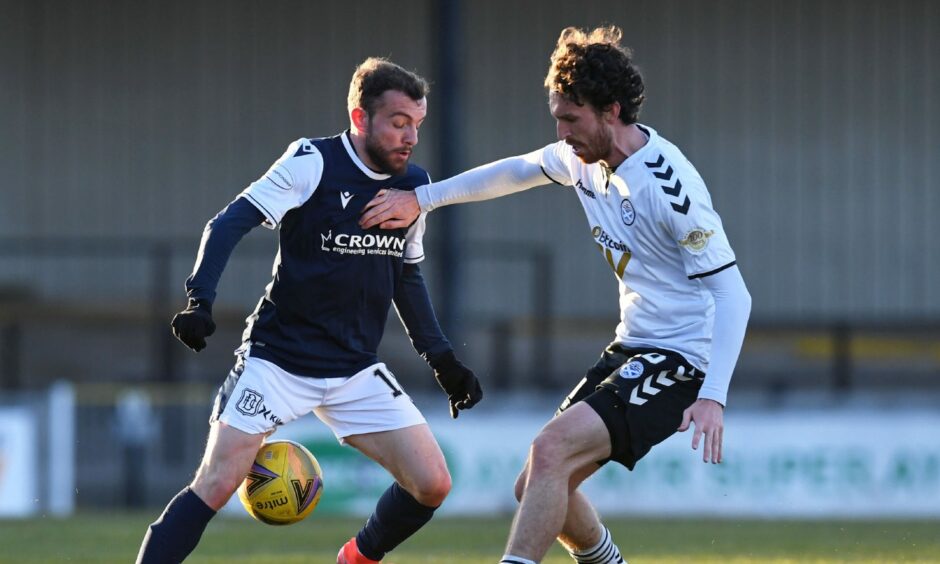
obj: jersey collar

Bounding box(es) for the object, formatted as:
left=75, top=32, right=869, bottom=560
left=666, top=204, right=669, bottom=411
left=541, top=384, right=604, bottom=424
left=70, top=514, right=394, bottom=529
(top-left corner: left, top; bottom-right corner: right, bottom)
left=616, top=124, right=657, bottom=173
left=342, top=130, right=392, bottom=180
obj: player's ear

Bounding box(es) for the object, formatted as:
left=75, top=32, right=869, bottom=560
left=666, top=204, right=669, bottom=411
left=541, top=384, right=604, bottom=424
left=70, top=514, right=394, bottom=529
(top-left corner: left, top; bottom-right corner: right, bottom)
left=350, top=107, right=370, bottom=133
left=603, top=101, right=621, bottom=124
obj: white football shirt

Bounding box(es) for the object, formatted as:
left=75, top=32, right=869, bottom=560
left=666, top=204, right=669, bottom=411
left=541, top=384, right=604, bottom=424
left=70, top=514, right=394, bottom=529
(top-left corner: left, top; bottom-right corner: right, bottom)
left=538, top=125, right=736, bottom=372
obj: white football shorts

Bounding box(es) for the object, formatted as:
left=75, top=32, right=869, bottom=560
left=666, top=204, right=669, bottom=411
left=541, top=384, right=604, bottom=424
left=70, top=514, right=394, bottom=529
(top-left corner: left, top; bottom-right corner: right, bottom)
left=211, top=356, right=426, bottom=442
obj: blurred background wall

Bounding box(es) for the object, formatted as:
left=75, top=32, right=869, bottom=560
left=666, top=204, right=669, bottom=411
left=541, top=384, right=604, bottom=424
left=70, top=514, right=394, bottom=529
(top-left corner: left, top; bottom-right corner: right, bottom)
left=1, top=0, right=938, bottom=509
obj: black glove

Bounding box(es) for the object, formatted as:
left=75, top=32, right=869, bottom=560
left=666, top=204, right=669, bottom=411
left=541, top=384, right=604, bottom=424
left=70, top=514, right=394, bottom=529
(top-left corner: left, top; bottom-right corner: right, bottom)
left=171, top=298, right=216, bottom=352
left=429, top=350, right=483, bottom=419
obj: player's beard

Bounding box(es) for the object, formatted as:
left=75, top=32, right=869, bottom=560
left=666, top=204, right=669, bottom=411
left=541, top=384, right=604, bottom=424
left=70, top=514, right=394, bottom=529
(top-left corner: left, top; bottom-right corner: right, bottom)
left=571, top=123, right=613, bottom=164
left=364, top=131, right=410, bottom=176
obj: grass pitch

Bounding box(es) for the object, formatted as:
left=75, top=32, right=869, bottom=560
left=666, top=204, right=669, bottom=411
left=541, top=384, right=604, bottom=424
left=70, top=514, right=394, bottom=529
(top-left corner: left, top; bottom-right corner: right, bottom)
left=1, top=512, right=938, bottom=563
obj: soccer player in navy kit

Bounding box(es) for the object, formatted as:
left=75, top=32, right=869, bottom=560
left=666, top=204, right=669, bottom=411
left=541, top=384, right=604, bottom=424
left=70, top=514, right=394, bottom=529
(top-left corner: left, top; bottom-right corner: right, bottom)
left=360, top=27, right=752, bottom=564
left=135, top=58, right=482, bottom=564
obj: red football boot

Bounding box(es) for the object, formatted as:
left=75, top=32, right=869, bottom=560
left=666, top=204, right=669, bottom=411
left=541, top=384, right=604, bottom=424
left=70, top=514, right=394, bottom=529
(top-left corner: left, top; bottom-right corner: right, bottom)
left=337, top=537, right=381, bottom=564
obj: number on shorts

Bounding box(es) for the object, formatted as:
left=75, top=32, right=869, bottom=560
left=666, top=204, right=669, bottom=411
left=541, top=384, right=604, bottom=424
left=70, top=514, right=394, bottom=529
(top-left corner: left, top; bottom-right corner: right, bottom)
left=374, top=368, right=403, bottom=397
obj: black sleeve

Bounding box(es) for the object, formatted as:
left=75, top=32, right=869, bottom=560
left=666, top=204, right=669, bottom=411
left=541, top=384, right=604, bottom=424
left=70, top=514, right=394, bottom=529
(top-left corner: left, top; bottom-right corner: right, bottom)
left=393, top=262, right=453, bottom=361
left=185, top=197, right=266, bottom=305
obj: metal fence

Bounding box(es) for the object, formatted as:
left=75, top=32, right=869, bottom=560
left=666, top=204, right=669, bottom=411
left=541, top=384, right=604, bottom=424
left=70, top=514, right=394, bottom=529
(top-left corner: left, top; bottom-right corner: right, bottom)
left=2, top=237, right=940, bottom=395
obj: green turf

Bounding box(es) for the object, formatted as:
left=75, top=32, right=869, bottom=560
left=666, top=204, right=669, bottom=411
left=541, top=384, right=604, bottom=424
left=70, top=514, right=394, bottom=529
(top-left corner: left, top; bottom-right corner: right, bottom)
left=1, top=512, right=938, bottom=563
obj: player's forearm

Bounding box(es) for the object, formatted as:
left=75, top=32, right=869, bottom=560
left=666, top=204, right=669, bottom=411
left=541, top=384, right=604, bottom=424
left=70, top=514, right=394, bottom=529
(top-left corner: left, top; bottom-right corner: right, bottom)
left=393, top=262, right=453, bottom=360
left=185, top=197, right=265, bottom=304
left=415, top=151, right=547, bottom=212
left=698, top=266, right=752, bottom=405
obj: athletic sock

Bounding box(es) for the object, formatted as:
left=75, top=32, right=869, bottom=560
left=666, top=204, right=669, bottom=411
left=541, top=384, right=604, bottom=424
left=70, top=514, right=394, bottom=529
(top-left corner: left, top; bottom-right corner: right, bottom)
left=500, top=556, right=538, bottom=564
left=136, top=487, right=216, bottom=564
left=568, top=526, right=625, bottom=564
left=355, top=482, right=437, bottom=561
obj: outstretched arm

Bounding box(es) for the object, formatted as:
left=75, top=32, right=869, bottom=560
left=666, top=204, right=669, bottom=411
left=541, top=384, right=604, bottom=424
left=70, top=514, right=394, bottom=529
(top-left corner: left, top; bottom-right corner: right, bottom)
left=172, top=197, right=265, bottom=351
left=360, top=150, right=549, bottom=229
left=393, top=263, right=482, bottom=418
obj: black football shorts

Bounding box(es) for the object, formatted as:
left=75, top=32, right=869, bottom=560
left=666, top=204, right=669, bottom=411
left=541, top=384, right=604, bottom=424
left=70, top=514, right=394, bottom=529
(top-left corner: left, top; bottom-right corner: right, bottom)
left=557, top=343, right=703, bottom=469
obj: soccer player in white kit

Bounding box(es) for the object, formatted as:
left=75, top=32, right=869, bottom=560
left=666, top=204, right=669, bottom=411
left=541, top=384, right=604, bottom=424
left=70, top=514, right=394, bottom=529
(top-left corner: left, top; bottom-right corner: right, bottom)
left=359, top=26, right=752, bottom=564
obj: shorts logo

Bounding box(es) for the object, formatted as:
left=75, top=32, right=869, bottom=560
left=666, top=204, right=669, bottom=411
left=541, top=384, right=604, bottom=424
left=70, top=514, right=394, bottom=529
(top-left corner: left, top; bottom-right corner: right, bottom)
left=619, top=361, right=645, bottom=379
left=236, top=389, right=264, bottom=416
left=678, top=228, right=715, bottom=254
left=620, top=199, right=636, bottom=225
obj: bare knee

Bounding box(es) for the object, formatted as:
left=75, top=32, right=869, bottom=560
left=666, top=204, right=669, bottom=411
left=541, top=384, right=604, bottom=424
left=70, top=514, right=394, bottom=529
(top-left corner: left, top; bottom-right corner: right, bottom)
left=191, top=461, right=245, bottom=510
left=409, top=465, right=451, bottom=507
left=189, top=423, right=263, bottom=510
left=528, top=427, right=572, bottom=479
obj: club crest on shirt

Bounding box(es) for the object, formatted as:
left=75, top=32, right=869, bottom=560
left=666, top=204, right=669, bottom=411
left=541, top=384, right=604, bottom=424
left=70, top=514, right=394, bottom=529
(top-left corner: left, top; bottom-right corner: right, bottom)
left=619, top=361, right=644, bottom=379
left=620, top=199, right=636, bottom=225
left=678, top=228, right=715, bottom=254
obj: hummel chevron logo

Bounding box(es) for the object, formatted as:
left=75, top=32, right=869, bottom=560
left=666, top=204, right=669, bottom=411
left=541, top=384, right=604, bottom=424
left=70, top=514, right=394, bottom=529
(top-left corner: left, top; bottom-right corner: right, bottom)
left=644, top=154, right=665, bottom=169
left=653, top=166, right=673, bottom=180
left=655, top=372, right=675, bottom=387
left=629, top=370, right=675, bottom=406
left=629, top=381, right=649, bottom=405
left=671, top=196, right=690, bottom=215
left=340, top=191, right=354, bottom=209
left=661, top=179, right=682, bottom=197
left=643, top=153, right=690, bottom=215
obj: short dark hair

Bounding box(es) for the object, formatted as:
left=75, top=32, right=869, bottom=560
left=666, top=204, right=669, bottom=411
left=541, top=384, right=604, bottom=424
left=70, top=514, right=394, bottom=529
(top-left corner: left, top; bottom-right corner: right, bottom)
left=347, top=57, right=430, bottom=117
left=544, top=26, right=645, bottom=124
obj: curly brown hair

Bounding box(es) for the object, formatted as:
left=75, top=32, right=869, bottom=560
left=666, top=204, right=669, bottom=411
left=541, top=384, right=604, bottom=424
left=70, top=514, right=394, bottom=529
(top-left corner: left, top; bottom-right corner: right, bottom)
left=544, top=26, right=645, bottom=124
left=347, top=57, right=429, bottom=118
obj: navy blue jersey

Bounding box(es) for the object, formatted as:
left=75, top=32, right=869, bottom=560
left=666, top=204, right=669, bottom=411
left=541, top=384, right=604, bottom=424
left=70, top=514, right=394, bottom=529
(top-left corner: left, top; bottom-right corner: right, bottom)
left=236, top=131, right=431, bottom=377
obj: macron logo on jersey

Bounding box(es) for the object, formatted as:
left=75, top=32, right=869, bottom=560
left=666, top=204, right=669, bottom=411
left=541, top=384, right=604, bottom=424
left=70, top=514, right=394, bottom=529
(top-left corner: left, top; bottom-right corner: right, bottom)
left=340, top=191, right=354, bottom=209
left=294, top=140, right=315, bottom=157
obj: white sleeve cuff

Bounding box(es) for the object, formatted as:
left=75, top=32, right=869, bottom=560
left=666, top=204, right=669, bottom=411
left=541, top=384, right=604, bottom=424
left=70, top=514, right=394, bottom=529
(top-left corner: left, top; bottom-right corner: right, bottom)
left=416, top=185, right=434, bottom=212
